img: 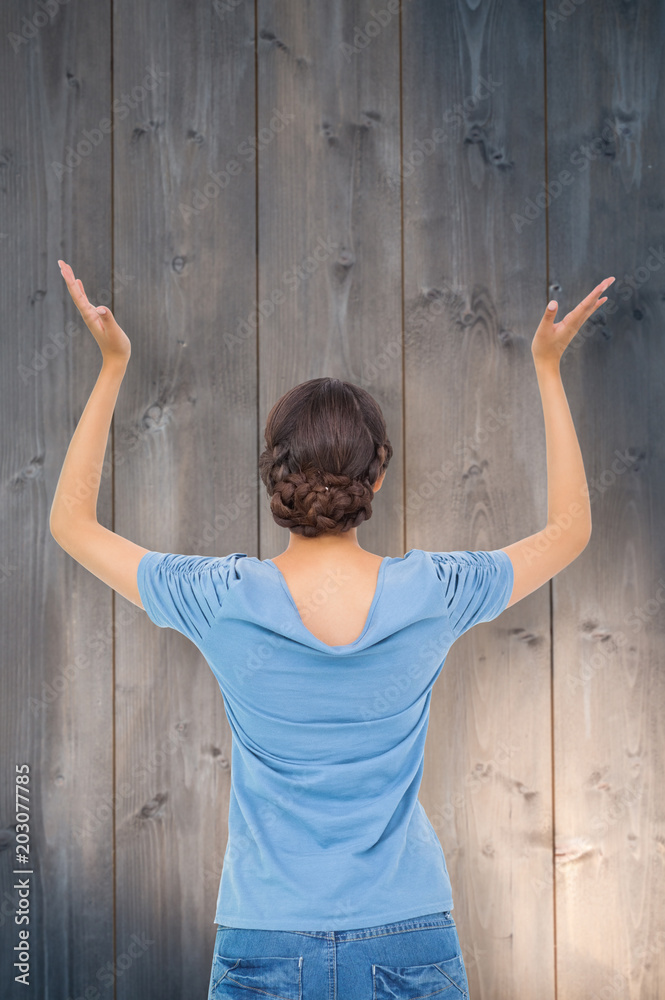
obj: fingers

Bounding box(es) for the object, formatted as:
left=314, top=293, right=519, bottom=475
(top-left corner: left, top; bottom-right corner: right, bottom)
left=586, top=277, right=614, bottom=300
left=60, top=264, right=88, bottom=307
left=547, top=277, right=614, bottom=325
left=58, top=260, right=78, bottom=296
left=589, top=278, right=611, bottom=297
left=580, top=277, right=612, bottom=305
left=586, top=276, right=615, bottom=306
left=59, top=263, right=93, bottom=310
left=58, top=260, right=101, bottom=326
left=569, top=277, right=614, bottom=321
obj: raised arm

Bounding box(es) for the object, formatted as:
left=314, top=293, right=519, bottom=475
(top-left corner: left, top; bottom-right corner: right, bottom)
left=49, top=260, right=149, bottom=609
left=501, top=277, right=615, bottom=609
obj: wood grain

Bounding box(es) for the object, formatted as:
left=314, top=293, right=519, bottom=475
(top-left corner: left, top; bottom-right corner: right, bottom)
left=256, top=0, right=403, bottom=562
left=111, top=1, right=257, bottom=996
left=2, top=1, right=664, bottom=997
left=0, top=2, right=114, bottom=997
left=402, top=1, right=555, bottom=996
left=548, top=2, right=665, bottom=997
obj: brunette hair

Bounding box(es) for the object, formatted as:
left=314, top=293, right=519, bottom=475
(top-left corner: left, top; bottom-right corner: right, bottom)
left=258, top=377, right=393, bottom=537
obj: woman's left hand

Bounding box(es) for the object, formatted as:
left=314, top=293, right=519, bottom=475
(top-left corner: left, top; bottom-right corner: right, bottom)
left=58, top=259, right=131, bottom=364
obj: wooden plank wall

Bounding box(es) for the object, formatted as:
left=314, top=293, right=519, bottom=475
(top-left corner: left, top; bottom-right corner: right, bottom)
left=403, top=3, right=555, bottom=995
left=548, top=4, right=665, bottom=998
left=1, top=1, right=663, bottom=998
left=0, top=3, right=116, bottom=997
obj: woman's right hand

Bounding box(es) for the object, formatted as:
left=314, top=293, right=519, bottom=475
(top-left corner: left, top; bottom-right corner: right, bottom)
left=531, top=277, right=615, bottom=367
left=58, top=259, right=132, bottom=364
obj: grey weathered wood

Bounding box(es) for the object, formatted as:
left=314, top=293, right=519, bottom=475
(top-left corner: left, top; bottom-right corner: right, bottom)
left=402, top=2, right=555, bottom=996
left=112, top=1, right=258, bottom=997
left=0, top=3, right=115, bottom=998
left=547, top=2, right=665, bottom=997
left=256, top=0, right=403, bottom=567
left=2, top=1, right=665, bottom=997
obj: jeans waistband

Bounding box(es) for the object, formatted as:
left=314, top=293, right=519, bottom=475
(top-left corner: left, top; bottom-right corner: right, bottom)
left=241, top=910, right=456, bottom=941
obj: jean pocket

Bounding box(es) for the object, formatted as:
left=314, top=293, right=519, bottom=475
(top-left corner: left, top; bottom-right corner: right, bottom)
left=372, top=952, right=469, bottom=998
left=209, top=955, right=303, bottom=999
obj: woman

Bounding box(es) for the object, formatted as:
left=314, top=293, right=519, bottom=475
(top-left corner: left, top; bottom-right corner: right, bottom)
left=50, top=260, right=613, bottom=999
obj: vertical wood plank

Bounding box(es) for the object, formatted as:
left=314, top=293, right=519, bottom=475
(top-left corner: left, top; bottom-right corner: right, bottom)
left=0, top=2, right=114, bottom=998
left=256, top=0, right=404, bottom=566
left=402, top=2, right=555, bottom=995
left=113, top=1, right=257, bottom=996
left=547, top=3, right=665, bottom=996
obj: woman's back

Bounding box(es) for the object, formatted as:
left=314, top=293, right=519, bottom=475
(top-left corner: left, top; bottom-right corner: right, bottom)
left=136, top=545, right=514, bottom=931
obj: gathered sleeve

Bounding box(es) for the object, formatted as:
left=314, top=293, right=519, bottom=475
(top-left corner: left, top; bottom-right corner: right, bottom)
left=427, top=549, right=514, bottom=640
left=137, top=551, right=244, bottom=645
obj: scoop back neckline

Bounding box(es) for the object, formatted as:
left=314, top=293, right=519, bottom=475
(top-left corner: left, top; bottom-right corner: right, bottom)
left=262, top=555, right=390, bottom=651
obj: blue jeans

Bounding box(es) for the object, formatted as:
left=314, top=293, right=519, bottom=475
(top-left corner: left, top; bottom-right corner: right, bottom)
left=207, top=909, right=469, bottom=998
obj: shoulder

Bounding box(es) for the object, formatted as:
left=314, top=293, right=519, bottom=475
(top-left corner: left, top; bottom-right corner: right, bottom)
left=137, top=551, right=252, bottom=637
left=415, top=548, right=511, bottom=573
left=406, top=548, right=513, bottom=601
left=139, top=550, right=249, bottom=584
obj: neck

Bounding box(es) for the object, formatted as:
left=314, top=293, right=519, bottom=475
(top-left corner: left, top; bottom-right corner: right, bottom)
left=278, top=528, right=365, bottom=560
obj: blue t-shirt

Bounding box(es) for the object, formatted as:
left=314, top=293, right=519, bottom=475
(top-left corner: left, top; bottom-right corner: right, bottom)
left=137, top=546, right=513, bottom=931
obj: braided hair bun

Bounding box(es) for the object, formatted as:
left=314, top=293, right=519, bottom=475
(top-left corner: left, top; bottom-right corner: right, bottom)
left=259, top=378, right=393, bottom=538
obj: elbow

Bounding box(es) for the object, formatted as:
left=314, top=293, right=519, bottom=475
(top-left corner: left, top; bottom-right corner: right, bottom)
left=546, top=518, right=591, bottom=555
left=49, top=515, right=68, bottom=544
left=576, top=524, right=592, bottom=553
left=49, top=501, right=70, bottom=541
